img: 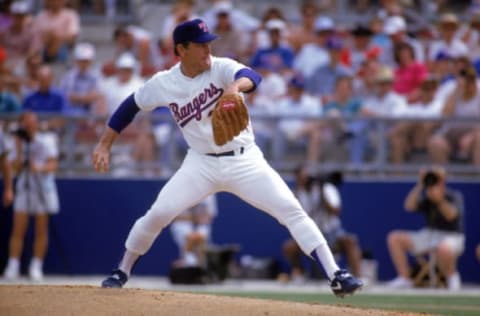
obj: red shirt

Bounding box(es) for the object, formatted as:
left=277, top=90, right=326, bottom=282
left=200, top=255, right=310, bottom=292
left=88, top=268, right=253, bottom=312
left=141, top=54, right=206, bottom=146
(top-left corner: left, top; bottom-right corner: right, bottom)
left=393, top=62, right=427, bottom=95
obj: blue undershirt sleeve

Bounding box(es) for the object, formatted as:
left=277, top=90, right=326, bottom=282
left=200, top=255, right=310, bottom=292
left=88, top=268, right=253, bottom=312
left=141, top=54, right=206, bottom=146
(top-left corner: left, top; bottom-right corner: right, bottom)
left=234, top=68, right=262, bottom=93
left=107, top=93, right=141, bottom=133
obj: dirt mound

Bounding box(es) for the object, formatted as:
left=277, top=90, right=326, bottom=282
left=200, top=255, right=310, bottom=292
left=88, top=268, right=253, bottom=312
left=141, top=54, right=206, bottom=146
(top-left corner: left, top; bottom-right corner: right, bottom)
left=0, top=285, right=422, bottom=316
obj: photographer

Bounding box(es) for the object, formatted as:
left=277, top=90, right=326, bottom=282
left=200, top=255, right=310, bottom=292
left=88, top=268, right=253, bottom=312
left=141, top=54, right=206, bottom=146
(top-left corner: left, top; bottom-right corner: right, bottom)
left=282, top=166, right=362, bottom=282
left=2, top=111, right=59, bottom=282
left=386, top=167, right=464, bottom=290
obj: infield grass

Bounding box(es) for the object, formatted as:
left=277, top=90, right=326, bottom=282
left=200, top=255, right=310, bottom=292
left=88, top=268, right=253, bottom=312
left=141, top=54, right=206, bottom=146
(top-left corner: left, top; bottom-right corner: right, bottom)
left=211, top=292, right=480, bottom=316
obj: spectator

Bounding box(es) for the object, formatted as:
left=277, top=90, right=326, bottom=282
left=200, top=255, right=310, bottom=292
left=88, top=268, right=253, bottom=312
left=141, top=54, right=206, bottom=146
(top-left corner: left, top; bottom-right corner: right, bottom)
left=22, top=65, right=66, bottom=113
left=158, top=0, right=197, bottom=70
left=306, top=36, right=352, bottom=102
left=98, top=53, right=155, bottom=176
left=387, top=167, right=465, bottom=290
left=388, top=76, right=443, bottom=163
left=170, top=195, right=218, bottom=268
left=348, top=24, right=377, bottom=73
left=202, top=0, right=260, bottom=33
left=105, top=24, right=157, bottom=77
left=2, top=111, right=60, bottom=281
left=0, top=128, right=13, bottom=207
left=209, top=5, right=249, bottom=62
left=392, top=42, right=428, bottom=102
left=19, top=53, right=43, bottom=97
left=59, top=42, right=104, bottom=116
left=0, top=1, right=41, bottom=76
left=283, top=167, right=362, bottom=282
left=293, top=16, right=334, bottom=79
left=33, top=0, right=80, bottom=63
left=381, top=15, right=424, bottom=67
left=428, top=66, right=480, bottom=164
left=323, top=76, right=367, bottom=163
left=276, top=75, right=322, bottom=163
left=252, top=6, right=288, bottom=51
left=250, top=19, right=295, bottom=76
left=287, top=1, right=319, bottom=53
left=428, top=13, right=468, bottom=63
left=0, top=75, right=21, bottom=113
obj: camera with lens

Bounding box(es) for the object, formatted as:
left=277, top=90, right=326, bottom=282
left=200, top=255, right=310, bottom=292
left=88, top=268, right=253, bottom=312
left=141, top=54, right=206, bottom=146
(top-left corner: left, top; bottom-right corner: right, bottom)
left=12, top=128, right=31, bottom=142
left=423, top=170, right=439, bottom=188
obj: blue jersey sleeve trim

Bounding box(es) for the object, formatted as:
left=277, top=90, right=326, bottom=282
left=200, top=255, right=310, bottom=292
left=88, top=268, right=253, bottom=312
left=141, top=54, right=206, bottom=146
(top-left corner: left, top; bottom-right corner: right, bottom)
left=234, top=68, right=262, bottom=93
left=107, top=93, right=140, bottom=133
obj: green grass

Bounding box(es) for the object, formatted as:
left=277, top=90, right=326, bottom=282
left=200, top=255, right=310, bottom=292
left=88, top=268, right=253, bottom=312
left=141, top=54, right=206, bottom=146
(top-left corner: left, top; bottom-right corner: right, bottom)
left=208, top=292, right=480, bottom=316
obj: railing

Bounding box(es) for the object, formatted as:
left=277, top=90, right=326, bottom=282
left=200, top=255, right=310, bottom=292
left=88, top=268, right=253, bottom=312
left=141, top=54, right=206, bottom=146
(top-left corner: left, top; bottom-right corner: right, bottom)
left=1, top=113, right=479, bottom=179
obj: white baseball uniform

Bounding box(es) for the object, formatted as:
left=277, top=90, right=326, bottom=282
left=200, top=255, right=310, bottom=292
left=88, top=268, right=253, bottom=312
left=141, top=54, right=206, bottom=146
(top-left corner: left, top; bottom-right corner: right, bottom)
left=124, top=56, right=327, bottom=257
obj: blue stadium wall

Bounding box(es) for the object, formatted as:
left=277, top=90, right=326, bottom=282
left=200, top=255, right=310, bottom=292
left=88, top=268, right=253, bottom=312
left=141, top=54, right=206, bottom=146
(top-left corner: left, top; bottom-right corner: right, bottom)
left=1, top=178, right=479, bottom=283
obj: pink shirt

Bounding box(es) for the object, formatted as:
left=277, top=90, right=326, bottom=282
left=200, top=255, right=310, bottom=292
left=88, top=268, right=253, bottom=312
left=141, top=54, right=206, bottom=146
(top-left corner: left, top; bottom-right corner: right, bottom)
left=34, top=8, right=80, bottom=38
left=393, top=62, right=427, bottom=95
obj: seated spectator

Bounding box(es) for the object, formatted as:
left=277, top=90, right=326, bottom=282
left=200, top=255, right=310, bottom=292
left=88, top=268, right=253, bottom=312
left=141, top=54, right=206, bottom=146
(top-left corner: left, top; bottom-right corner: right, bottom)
left=19, top=53, right=43, bottom=97
left=170, top=195, right=218, bottom=268
left=98, top=53, right=156, bottom=176
left=202, top=0, right=259, bottom=34
left=392, top=42, right=427, bottom=103
left=306, top=36, right=352, bottom=103
left=276, top=76, right=322, bottom=163
left=22, top=65, right=66, bottom=113
left=158, top=0, right=196, bottom=70
left=250, top=19, right=294, bottom=77
left=209, top=5, right=249, bottom=62
left=59, top=42, right=104, bottom=116
left=287, top=1, right=319, bottom=53
left=293, top=16, right=334, bottom=79
left=0, top=75, right=21, bottom=113
left=381, top=15, right=425, bottom=67
left=428, top=13, right=468, bottom=63
left=428, top=66, right=480, bottom=165
left=348, top=24, right=377, bottom=73
left=283, top=167, right=362, bottom=282
left=323, top=76, right=367, bottom=163
left=104, top=24, right=157, bottom=77
left=251, top=6, right=288, bottom=51
left=248, top=68, right=287, bottom=154
left=387, top=167, right=465, bottom=291
left=0, top=1, right=41, bottom=76
left=388, top=76, right=444, bottom=163
left=33, top=0, right=80, bottom=63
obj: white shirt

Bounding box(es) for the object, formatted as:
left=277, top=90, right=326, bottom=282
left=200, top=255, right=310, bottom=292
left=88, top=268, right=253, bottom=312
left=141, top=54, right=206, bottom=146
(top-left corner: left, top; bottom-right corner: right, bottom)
left=364, top=91, right=408, bottom=118
left=135, top=56, right=255, bottom=153
left=293, top=44, right=329, bottom=78
left=278, top=94, right=322, bottom=139
left=100, top=75, right=145, bottom=114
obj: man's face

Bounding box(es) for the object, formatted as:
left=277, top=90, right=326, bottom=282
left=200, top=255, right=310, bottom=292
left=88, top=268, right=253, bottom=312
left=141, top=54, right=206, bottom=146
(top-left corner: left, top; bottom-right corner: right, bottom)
left=182, top=42, right=212, bottom=71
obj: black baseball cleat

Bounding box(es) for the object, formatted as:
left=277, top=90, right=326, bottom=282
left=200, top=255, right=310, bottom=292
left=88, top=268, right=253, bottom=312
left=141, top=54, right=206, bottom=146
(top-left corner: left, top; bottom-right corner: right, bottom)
left=329, top=269, right=363, bottom=298
left=101, top=269, right=128, bottom=288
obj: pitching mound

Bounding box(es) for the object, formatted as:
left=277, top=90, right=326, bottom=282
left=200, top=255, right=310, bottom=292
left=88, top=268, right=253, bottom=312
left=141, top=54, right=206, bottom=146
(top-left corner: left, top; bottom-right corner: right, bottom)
left=0, top=285, right=421, bottom=316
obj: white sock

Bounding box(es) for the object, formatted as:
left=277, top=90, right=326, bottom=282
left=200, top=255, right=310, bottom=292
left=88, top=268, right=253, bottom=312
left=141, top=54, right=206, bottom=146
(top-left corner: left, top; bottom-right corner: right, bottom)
left=312, top=243, right=340, bottom=280
left=118, top=250, right=140, bottom=276
left=7, top=257, right=20, bottom=270
left=183, top=251, right=198, bottom=266
left=30, top=257, right=43, bottom=269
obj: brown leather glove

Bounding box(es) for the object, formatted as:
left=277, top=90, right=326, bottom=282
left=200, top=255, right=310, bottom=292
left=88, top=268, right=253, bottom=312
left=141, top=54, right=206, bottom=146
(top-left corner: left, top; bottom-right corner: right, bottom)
left=211, top=94, right=249, bottom=146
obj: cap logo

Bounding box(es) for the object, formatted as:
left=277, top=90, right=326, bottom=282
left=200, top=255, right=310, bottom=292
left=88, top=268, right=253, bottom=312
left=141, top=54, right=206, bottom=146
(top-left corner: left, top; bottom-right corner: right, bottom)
left=198, top=21, right=208, bottom=33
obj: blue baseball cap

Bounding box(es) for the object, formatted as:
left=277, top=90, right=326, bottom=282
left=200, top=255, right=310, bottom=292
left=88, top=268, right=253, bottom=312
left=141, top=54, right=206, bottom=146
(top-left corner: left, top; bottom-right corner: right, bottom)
left=173, top=19, right=219, bottom=46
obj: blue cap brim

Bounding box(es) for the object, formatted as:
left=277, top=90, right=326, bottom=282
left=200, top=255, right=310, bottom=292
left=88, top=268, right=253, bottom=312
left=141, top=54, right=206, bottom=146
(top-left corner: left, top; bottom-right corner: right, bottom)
left=192, top=33, right=219, bottom=43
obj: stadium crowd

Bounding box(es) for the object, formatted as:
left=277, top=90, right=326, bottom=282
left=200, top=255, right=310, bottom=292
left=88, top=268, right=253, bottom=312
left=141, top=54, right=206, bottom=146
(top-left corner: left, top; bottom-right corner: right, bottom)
left=1, top=0, right=480, bottom=174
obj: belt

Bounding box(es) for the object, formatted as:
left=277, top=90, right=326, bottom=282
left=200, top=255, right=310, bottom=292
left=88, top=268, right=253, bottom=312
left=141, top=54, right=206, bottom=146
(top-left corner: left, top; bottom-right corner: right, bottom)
left=206, top=146, right=245, bottom=157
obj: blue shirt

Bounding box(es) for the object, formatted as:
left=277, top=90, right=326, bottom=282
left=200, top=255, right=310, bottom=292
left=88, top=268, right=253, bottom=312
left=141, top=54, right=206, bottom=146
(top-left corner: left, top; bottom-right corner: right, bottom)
left=0, top=91, right=21, bottom=113
left=324, top=98, right=363, bottom=116
left=23, top=89, right=67, bottom=113
left=306, top=64, right=352, bottom=96
left=59, top=68, right=100, bottom=113
left=250, top=46, right=295, bottom=73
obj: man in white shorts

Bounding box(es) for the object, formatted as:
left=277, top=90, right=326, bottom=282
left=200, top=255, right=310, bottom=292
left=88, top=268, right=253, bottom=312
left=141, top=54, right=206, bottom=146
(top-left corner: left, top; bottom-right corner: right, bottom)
left=386, top=167, right=465, bottom=290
